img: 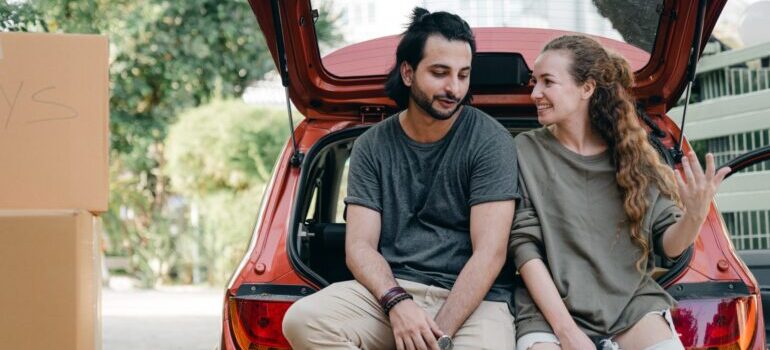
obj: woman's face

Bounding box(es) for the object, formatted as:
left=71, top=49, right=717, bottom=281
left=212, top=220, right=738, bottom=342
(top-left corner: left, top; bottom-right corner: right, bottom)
left=530, top=50, right=592, bottom=126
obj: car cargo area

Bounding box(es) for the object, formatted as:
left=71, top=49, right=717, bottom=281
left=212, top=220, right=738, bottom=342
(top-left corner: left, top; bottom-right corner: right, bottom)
left=291, top=116, right=686, bottom=287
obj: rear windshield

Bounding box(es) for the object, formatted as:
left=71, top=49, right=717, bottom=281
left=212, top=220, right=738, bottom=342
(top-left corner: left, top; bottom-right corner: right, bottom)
left=312, top=0, right=664, bottom=77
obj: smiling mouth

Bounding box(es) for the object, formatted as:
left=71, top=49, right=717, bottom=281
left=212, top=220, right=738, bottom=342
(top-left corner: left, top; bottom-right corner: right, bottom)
left=536, top=104, right=553, bottom=112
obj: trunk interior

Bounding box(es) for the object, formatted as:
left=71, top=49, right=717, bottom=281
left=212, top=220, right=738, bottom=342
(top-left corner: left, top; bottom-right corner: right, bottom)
left=291, top=115, right=686, bottom=287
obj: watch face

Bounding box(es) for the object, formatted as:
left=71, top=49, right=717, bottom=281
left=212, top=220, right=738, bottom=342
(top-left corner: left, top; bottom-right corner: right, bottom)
left=437, top=335, right=453, bottom=350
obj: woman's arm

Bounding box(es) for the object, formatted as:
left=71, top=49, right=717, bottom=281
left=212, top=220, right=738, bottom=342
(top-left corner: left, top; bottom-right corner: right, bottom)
left=509, top=182, right=595, bottom=350
left=661, top=152, right=730, bottom=258
left=519, top=259, right=595, bottom=350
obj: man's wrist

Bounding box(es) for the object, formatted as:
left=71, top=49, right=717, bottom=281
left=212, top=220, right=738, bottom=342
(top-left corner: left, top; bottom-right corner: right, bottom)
left=379, top=286, right=412, bottom=315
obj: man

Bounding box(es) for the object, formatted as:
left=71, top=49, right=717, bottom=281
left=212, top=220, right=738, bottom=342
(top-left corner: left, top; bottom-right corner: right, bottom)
left=282, top=7, right=520, bottom=350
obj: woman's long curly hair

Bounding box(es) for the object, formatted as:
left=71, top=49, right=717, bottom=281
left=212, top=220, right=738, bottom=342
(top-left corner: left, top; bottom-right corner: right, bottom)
left=543, top=35, right=680, bottom=271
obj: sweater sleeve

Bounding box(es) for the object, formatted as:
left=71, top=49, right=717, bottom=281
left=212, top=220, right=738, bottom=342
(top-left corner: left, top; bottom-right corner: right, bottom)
left=650, top=194, right=684, bottom=267
left=509, top=177, right=545, bottom=270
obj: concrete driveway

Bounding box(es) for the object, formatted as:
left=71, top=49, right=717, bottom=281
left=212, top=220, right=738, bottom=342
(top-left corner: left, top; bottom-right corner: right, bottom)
left=103, top=284, right=224, bottom=350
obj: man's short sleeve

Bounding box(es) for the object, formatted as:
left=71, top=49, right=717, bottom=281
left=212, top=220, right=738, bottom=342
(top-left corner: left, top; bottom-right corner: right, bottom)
left=468, top=129, right=521, bottom=206
left=344, top=136, right=382, bottom=212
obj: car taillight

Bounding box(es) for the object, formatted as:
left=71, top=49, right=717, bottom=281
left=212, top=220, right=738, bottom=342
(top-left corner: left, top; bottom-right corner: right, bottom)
left=228, top=297, right=293, bottom=350
left=671, top=296, right=759, bottom=350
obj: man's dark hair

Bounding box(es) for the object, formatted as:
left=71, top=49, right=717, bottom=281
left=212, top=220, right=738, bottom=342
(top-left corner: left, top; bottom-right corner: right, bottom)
left=384, top=7, right=476, bottom=109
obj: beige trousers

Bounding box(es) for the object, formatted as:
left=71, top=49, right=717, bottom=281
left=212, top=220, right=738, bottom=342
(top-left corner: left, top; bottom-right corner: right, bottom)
left=282, top=278, right=516, bottom=350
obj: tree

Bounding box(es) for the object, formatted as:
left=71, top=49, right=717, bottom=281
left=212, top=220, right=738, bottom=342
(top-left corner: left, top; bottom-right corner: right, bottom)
left=593, top=0, right=664, bottom=52
left=165, top=100, right=290, bottom=284
left=1, top=1, right=48, bottom=31
left=8, top=0, right=340, bottom=286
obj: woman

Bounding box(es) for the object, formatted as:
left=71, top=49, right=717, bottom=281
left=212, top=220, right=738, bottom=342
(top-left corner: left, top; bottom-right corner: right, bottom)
left=509, top=35, right=730, bottom=350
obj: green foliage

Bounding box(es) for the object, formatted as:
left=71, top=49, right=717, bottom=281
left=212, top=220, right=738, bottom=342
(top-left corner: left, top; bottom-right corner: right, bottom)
left=14, top=0, right=340, bottom=286
left=165, top=100, right=290, bottom=285
left=101, top=157, right=182, bottom=287
left=166, top=100, right=289, bottom=196
left=196, top=186, right=266, bottom=285
left=1, top=1, right=48, bottom=32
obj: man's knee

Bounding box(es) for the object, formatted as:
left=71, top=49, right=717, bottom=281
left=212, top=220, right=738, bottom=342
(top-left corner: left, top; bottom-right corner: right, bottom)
left=282, top=296, right=320, bottom=342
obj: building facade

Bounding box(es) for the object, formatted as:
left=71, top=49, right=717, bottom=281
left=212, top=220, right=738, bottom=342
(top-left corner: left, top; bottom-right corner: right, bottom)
left=669, top=40, right=770, bottom=252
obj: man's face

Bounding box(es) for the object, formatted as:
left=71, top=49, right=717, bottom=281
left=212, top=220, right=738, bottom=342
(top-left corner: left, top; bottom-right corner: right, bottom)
left=402, top=35, right=472, bottom=120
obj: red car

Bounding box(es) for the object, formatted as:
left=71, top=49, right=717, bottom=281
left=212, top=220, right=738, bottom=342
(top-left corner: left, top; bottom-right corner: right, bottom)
left=220, top=1, right=770, bottom=349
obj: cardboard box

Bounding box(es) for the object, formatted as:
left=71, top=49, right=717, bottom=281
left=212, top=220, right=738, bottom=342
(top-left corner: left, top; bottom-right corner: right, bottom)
left=0, top=210, right=101, bottom=350
left=0, top=33, right=109, bottom=212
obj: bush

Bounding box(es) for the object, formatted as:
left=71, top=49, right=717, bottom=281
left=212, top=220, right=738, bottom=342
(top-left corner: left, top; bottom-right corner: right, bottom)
left=165, top=100, right=291, bottom=285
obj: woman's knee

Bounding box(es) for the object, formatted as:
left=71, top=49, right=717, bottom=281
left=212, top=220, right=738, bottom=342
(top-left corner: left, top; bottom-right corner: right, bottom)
left=615, top=312, right=680, bottom=350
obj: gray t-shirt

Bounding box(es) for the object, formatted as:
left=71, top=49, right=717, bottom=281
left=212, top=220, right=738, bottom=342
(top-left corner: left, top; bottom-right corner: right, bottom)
left=344, top=106, right=521, bottom=309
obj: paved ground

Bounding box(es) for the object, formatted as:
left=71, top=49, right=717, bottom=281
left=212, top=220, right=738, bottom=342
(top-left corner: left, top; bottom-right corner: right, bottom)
left=102, top=284, right=224, bottom=350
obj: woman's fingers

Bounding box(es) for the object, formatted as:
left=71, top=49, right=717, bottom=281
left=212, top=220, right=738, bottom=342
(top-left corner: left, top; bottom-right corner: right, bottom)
left=688, top=151, right=706, bottom=181
left=681, top=155, right=696, bottom=186
left=714, top=166, right=731, bottom=187
left=704, top=153, right=716, bottom=179
left=674, top=169, right=686, bottom=191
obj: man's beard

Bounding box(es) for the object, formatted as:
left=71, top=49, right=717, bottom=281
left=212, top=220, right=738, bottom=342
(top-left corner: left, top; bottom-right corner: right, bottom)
left=409, top=82, right=464, bottom=121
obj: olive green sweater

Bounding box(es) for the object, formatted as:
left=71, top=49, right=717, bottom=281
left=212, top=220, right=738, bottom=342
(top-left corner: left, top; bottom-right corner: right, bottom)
left=510, top=127, right=683, bottom=338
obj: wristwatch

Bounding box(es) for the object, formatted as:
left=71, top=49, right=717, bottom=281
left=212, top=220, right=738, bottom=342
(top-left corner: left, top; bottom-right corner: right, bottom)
left=437, top=334, right=453, bottom=350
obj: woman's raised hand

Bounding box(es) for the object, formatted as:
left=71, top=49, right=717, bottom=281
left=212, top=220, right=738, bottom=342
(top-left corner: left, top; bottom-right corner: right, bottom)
left=674, top=151, right=731, bottom=222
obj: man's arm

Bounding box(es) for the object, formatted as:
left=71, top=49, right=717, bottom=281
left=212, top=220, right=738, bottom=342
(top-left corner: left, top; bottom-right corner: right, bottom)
left=345, top=205, right=397, bottom=295
left=345, top=204, right=441, bottom=350
left=433, top=200, right=514, bottom=336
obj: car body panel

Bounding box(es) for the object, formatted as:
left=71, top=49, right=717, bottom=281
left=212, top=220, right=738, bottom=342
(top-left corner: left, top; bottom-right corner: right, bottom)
left=249, top=0, right=727, bottom=118
left=321, top=28, right=651, bottom=78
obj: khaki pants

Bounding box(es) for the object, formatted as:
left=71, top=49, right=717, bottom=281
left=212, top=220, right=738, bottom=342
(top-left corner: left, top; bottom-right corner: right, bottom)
left=283, top=278, right=516, bottom=350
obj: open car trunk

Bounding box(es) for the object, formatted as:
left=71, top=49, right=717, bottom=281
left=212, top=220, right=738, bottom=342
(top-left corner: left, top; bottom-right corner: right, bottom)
left=289, top=116, right=689, bottom=287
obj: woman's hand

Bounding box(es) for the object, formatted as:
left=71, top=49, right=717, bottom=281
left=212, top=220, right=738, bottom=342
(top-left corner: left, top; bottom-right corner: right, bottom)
left=675, top=151, right=730, bottom=223
left=556, top=326, right=596, bottom=350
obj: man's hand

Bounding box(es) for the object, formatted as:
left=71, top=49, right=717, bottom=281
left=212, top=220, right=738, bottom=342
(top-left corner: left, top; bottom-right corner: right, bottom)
left=389, top=299, right=443, bottom=350
left=556, top=326, right=596, bottom=350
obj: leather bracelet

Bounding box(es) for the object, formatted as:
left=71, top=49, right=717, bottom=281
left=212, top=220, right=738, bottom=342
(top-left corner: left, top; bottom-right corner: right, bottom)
left=379, top=286, right=408, bottom=308
left=383, top=293, right=412, bottom=316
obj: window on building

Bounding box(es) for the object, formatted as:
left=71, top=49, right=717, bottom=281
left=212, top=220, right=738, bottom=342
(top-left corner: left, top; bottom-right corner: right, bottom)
left=724, top=210, right=770, bottom=251
left=694, top=128, right=770, bottom=173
